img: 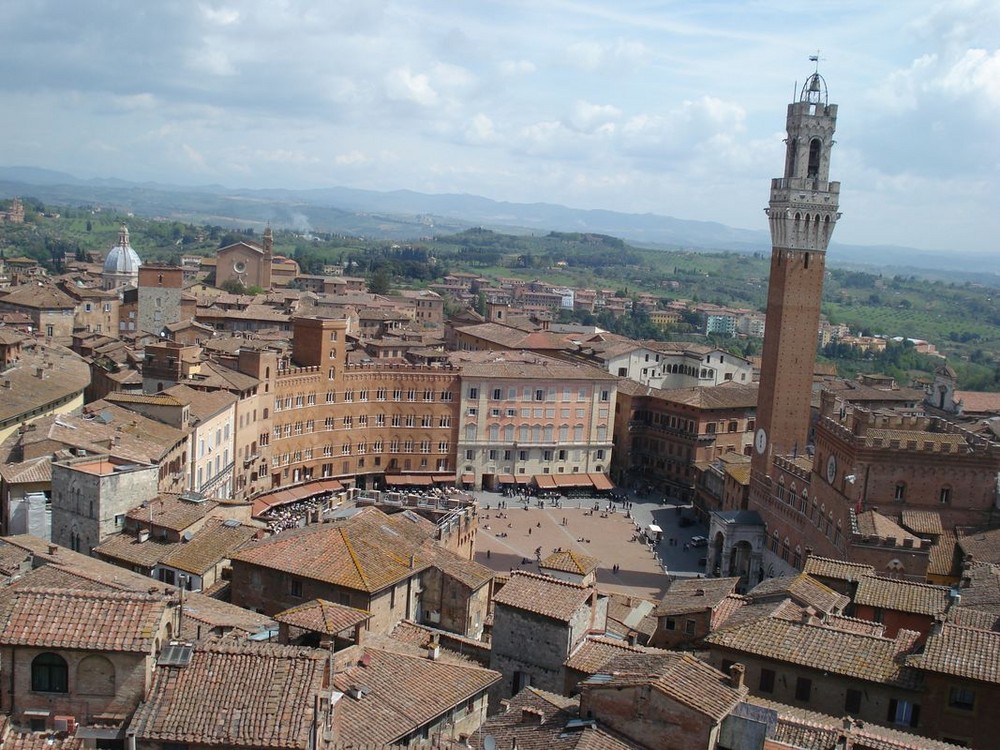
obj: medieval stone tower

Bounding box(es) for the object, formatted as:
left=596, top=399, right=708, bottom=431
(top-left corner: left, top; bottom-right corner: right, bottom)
left=751, top=69, right=841, bottom=479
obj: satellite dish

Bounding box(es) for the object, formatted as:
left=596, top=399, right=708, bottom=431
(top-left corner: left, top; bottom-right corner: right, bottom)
left=483, top=736, right=496, bottom=750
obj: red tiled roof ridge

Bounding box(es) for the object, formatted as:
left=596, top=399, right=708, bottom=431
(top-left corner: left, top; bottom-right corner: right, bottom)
left=7, top=585, right=167, bottom=602
left=860, top=573, right=951, bottom=590
left=510, top=569, right=592, bottom=590
left=195, top=639, right=327, bottom=659
left=340, top=526, right=371, bottom=591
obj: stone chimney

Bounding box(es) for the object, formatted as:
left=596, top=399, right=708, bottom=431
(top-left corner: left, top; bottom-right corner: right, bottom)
left=426, top=637, right=440, bottom=661
left=729, top=663, right=745, bottom=690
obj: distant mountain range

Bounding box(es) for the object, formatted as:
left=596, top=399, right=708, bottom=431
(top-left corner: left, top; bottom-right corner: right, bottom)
left=0, top=165, right=995, bottom=278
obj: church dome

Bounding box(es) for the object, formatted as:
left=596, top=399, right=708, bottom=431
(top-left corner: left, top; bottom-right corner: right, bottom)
left=103, top=224, right=142, bottom=275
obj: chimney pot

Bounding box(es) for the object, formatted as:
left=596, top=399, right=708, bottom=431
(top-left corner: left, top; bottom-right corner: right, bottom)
left=47, top=544, right=58, bottom=555
left=729, top=663, right=745, bottom=690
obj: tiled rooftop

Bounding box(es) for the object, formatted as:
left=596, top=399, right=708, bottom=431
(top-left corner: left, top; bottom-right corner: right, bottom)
left=899, top=509, right=944, bottom=536
left=605, top=593, right=657, bottom=640
left=129, top=641, right=327, bottom=748
left=853, top=576, right=951, bottom=616
left=747, top=696, right=966, bottom=750
left=0, top=587, right=167, bottom=652
left=540, top=550, right=600, bottom=576
left=654, top=576, right=740, bottom=617
left=959, top=527, right=1000, bottom=566
left=232, top=507, right=434, bottom=594
left=747, top=573, right=849, bottom=614
left=125, top=493, right=221, bottom=532
left=822, top=614, right=886, bottom=637
left=706, top=618, right=921, bottom=688
left=492, top=571, right=595, bottom=622
left=0, top=536, right=274, bottom=639
left=0, top=344, right=91, bottom=426
left=803, top=555, right=875, bottom=583
left=584, top=651, right=746, bottom=722
left=927, top=531, right=960, bottom=578
left=564, top=636, right=650, bottom=674
left=93, top=534, right=180, bottom=569
left=274, top=598, right=371, bottom=635
left=449, top=348, right=618, bottom=382
left=331, top=645, right=501, bottom=746
left=159, top=518, right=257, bottom=575
left=854, top=510, right=922, bottom=546
left=911, top=623, right=1000, bottom=683
left=470, top=686, right=635, bottom=750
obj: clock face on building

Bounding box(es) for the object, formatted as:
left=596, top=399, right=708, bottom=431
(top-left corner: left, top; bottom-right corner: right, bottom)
left=826, top=454, right=838, bottom=484
left=754, top=428, right=768, bottom=455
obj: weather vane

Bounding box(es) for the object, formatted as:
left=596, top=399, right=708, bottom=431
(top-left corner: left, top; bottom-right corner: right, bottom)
left=809, top=51, right=824, bottom=75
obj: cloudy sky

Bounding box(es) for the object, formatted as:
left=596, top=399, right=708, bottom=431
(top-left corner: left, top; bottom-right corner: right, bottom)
left=2, top=1, right=998, bottom=252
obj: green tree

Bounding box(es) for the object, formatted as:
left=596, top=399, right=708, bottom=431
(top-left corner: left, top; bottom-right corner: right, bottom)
left=368, top=268, right=391, bottom=295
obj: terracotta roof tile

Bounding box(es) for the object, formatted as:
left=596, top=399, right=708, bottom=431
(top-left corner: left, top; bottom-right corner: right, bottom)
left=747, top=573, right=849, bottom=614
left=854, top=576, right=950, bottom=617
left=706, top=618, right=921, bottom=688
left=958, top=528, right=1000, bottom=566
left=605, top=593, right=657, bottom=640
left=232, top=507, right=433, bottom=594
left=564, top=636, right=649, bottom=673
left=582, top=651, right=746, bottom=722
left=953, top=563, right=1000, bottom=613
left=93, top=534, right=180, bottom=569
left=654, top=577, right=740, bottom=617
left=928, top=531, right=960, bottom=578
left=911, top=623, right=1000, bottom=683
left=492, top=571, right=595, bottom=622
left=449, top=349, right=617, bottom=382
left=0, top=587, right=167, bottom=652
left=747, top=696, right=966, bottom=750
left=0, top=536, right=274, bottom=639
left=899, top=509, right=944, bottom=536
left=331, top=645, right=501, bottom=746
left=0, top=344, right=91, bottom=426
left=823, top=614, right=886, bottom=637
left=129, top=641, right=327, bottom=748
left=803, top=555, right=875, bottom=583
left=387, top=620, right=492, bottom=663
left=540, top=550, right=600, bottom=576
left=948, top=608, right=1000, bottom=631
left=470, top=686, right=638, bottom=750
left=2, top=732, right=84, bottom=750
left=125, top=494, right=221, bottom=532
left=159, top=518, right=257, bottom=575
left=274, top=598, right=371, bottom=635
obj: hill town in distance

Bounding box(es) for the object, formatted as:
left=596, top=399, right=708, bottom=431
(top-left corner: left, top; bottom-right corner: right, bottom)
left=0, top=71, right=997, bottom=750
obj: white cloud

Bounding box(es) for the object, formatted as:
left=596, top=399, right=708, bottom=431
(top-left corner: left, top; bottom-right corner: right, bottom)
left=564, top=37, right=650, bottom=72
left=335, top=150, right=370, bottom=166
left=566, top=101, right=621, bottom=134
left=201, top=5, right=240, bottom=26
left=939, top=48, right=1000, bottom=107
left=384, top=66, right=439, bottom=107
left=465, top=113, right=496, bottom=144
left=0, top=0, right=996, bottom=251
left=499, top=59, right=536, bottom=76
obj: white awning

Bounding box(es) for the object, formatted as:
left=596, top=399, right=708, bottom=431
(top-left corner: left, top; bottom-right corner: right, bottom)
left=648, top=524, right=662, bottom=533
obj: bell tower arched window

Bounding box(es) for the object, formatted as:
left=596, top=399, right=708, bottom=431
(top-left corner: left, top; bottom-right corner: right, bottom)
left=807, top=138, right=822, bottom=178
